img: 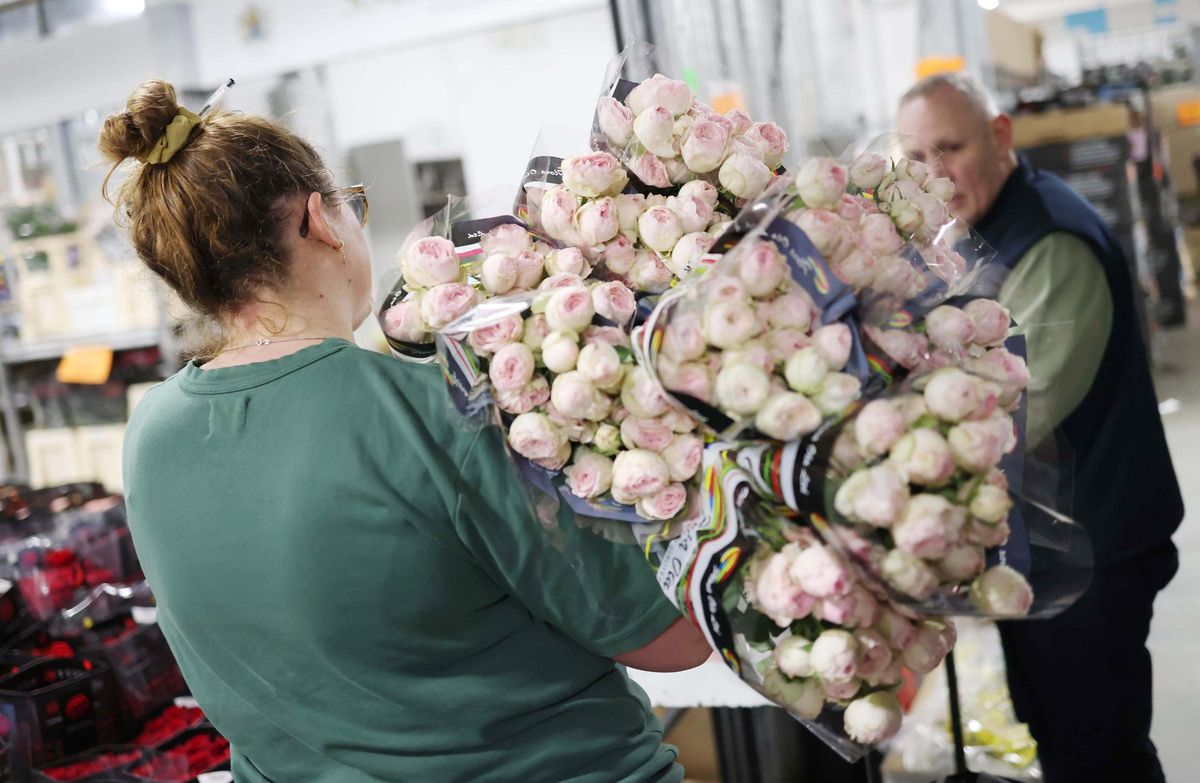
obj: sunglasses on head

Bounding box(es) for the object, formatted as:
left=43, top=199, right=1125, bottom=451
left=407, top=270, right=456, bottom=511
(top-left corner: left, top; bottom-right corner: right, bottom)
left=299, top=184, right=368, bottom=238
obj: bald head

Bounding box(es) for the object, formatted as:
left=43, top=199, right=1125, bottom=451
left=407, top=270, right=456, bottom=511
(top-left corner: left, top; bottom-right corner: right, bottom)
left=896, top=72, right=1016, bottom=224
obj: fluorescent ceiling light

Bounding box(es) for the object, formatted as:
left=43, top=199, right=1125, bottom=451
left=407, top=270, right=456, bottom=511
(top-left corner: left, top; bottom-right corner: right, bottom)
left=978, top=0, right=1000, bottom=9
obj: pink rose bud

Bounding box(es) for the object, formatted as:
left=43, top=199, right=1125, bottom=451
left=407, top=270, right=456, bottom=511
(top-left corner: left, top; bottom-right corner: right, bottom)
left=584, top=325, right=632, bottom=350
left=545, top=287, right=595, bottom=333
left=659, top=360, right=713, bottom=402
left=837, top=193, right=866, bottom=222
left=681, top=119, right=730, bottom=173
left=796, top=157, right=849, bottom=210
left=889, top=198, right=923, bottom=235
left=872, top=254, right=925, bottom=298
left=964, top=348, right=1029, bottom=407
left=834, top=464, right=910, bottom=527
left=678, top=180, right=719, bottom=211
left=636, top=482, right=689, bottom=520
left=629, top=249, right=673, bottom=293
left=481, top=253, right=519, bottom=294
left=724, top=109, right=753, bottom=136
left=843, top=691, right=903, bottom=744
left=824, top=678, right=863, bottom=703
left=774, top=636, right=815, bottom=678
left=882, top=548, right=938, bottom=600
left=791, top=208, right=850, bottom=262
left=638, top=206, right=684, bottom=254
left=627, top=150, right=671, bottom=188
left=614, top=193, right=646, bottom=236
left=889, top=428, right=956, bottom=487
left=893, top=493, right=966, bottom=560
left=938, top=544, right=986, bottom=581
left=789, top=543, right=852, bottom=599
left=723, top=341, right=774, bottom=376
left=866, top=326, right=928, bottom=370
left=767, top=328, right=811, bottom=365
left=850, top=587, right=882, bottom=629
left=832, top=430, right=867, bottom=473
left=784, top=347, right=830, bottom=395
left=662, top=434, right=703, bottom=482
left=971, top=565, right=1034, bottom=617
left=479, top=224, right=532, bottom=258
left=420, top=282, right=478, bottom=330
left=611, top=447, right=672, bottom=502
left=719, top=152, right=773, bottom=199
left=541, top=331, right=580, bottom=374
left=591, top=423, right=622, bottom=456
left=969, top=484, right=1012, bottom=524
left=913, top=192, right=948, bottom=235
left=745, top=121, right=788, bottom=169
left=768, top=290, right=815, bottom=332
left=873, top=607, right=917, bottom=649
left=562, top=152, right=629, bottom=198
left=489, top=342, right=536, bottom=393
left=507, top=411, right=568, bottom=464
left=966, top=516, right=1011, bottom=548
left=574, top=199, right=620, bottom=246
left=703, top=299, right=760, bottom=349
left=948, top=414, right=1015, bottom=473
left=921, top=242, right=968, bottom=284
left=882, top=173, right=922, bottom=202
left=495, top=376, right=550, bottom=415
left=923, top=368, right=982, bottom=423
left=814, top=372, right=862, bottom=416
left=602, top=234, right=637, bottom=276
left=382, top=298, right=429, bottom=344
left=666, top=194, right=715, bottom=235
left=738, top=242, right=786, bottom=297
left=893, top=393, right=929, bottom=424
left=660, top=407, right=697, bottom=434
left=577, top=341, right=624, bottom=391
left=596, top=96, right=634, bottom=148
left=626, top=73, right=694, bottom=117
left=667, top=232, right=715, bottom=279
left=755, top=392, right=822, bottom=440
left=859, top=213, right=905, bottom=255
left=509, top=250, right=544, bottom=290
left=403, top=236, right=461, bottom=289
left=812, top=324, right=852, bottom=371
left=753, top=549, right=817, bottom=627
left=622, top=366, right=672, bottom=419
left=830, top=248, right=876, bottom=289
left=589, top=281, right=635, bottom=326
left=662, top=311, right=706, bottom=362
left=538, top=187, right=579, bottom=242
left=522, top=313, right=551, bottom=352
left=620, top=415, right=675, bottom=453
left=848, top=153, right=888, bottom=191
left=564, top=451, right=615, bottom=499
left=963, top=299, right=1011, bottom=347
left=544, top=248, right=588, bottom=279
left=715, top=363, right=772, bottom=415
left=811, top=629, right=859, bottom=683
left=764, top=669, right=826, bottom=719
left=632, top=105, right=677, bottom=157
left=901, top=620, right=953, bottom=674
left=467, top=313, right=523, bottom=356
left=926, top=305, right=976, bottom=355
left=925, top=176, right=954, bottom=202
left=852, top=629, right=893, bottom=678
left=556, top=371, right=612, bottom=421
left=854, top=399, right=906, bottom=458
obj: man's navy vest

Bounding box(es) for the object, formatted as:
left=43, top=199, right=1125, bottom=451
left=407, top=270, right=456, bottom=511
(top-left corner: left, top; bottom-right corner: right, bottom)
left=973, top=158, right=1183, bottom=565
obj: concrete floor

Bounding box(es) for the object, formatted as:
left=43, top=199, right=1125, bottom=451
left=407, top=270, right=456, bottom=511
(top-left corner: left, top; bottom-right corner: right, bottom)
left=1147, top=303, right=1200, bottom=782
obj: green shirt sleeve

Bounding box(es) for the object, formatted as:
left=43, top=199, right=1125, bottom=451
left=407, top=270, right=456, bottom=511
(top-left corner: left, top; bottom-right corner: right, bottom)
left=998, top=232, right=1113, bottom=445
left=449, top=425, right=682, bottom=659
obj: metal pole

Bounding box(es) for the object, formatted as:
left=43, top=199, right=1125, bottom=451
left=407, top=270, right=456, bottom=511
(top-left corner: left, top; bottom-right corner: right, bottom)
left=946, top=649, right=969, bottom=776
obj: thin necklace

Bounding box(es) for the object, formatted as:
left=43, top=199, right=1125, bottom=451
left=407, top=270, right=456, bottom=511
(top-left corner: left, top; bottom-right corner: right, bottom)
left=217, top=336, right=330, bottom=355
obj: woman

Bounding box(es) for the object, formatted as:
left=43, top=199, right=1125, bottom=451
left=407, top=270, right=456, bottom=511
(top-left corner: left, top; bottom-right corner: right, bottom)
left=105, top=80, right=710, bottom=782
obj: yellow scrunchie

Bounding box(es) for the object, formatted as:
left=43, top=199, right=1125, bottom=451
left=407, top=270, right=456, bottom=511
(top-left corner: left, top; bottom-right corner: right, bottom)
left=137, top=107, right=201, bottom=165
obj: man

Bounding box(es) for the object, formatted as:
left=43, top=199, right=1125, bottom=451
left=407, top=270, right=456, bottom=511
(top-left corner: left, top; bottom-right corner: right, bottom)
left=897, top=73, right=1183, bottom=783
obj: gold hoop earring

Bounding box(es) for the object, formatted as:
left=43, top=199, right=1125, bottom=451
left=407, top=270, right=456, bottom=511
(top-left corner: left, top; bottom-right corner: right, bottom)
left=336, top=239, right=347, bottom=264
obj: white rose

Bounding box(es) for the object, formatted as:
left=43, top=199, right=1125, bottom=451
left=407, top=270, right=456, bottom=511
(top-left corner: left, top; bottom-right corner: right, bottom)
left=853, top=399, right=906, bottom=459
left=844, top=692, right=903, bottom=744
left=881, top=548, right=938, bottom=599
left=507, top=412, right=568, bottom=464
left=680, top=179, right=720, bottom=208
left=834, top=464, right=910, bottom=527
left=715, top=363, right=771, bottom=415
left=611, top=448, right=671, bottom=501
left=784, top=347, right=829, bottom=395
left=719, top=153, right=773, bottom=199
left=938, top=544, right=985, bottom=581
left=892, top=493, right=966, bottom=560
left=562, top=152, right=629, bottom=198
left=661, top=434, right=703, bottom=482
left=592, top=423, right=622, bottom=455
left=626, top=73, right=694, bottom=117
left=703, top=299, right=760, bottom=349
left=925, top=176, right=955, bottom=202
left=668, top=232, right=714, bottom=279
left=755, top=393, right=822, bottom=440
left=681, top=119, right=731, bottom=173
left=814, top=372, right=861, bottom=416
left=564, top=451, right=614, bottom=499
left=811, top=324, right=852, bottom=371
left=545, top=287, right=596, bottom=333
left=889, top=428, right=957, bottom=487
left=971, top=565, right=1034, bottom=617
left=796, top=157, right=849, bottom=210
left=633, top=105, right=677, bottom=157
left=551, top=371, right=608, bottom=421
left=810, top=629, right=859, bottom=684
left=848, top=153, right=888, bottom=191
left=638, top=206, right=684, bottom=254
left=922, top=368, right=981, bottom=423
left=774, top=636, right=815, bottom=679
left=541, top=331, right=580, bottom=374
left=597, top=96, right=634, bottom=148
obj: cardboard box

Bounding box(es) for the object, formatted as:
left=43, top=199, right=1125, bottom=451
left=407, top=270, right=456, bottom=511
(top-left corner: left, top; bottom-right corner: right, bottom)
left=1012, top=104, right=1131, bottom=148
left=987, top=10, right=1042, bottom=80
left=1149, top=85, right=1200, bottom=132
left=1162, top=127, right=1200, bottom=197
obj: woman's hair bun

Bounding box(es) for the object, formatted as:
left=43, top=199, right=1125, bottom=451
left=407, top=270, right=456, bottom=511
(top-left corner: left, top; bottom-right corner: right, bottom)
left=98, top=79, right=182, bottom=165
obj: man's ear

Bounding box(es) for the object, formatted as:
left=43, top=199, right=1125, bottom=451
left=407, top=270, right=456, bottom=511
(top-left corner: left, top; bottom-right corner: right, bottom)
left=303, top=192, right=341, bottom=251
left=992, top=113, right=1014, bottom=155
